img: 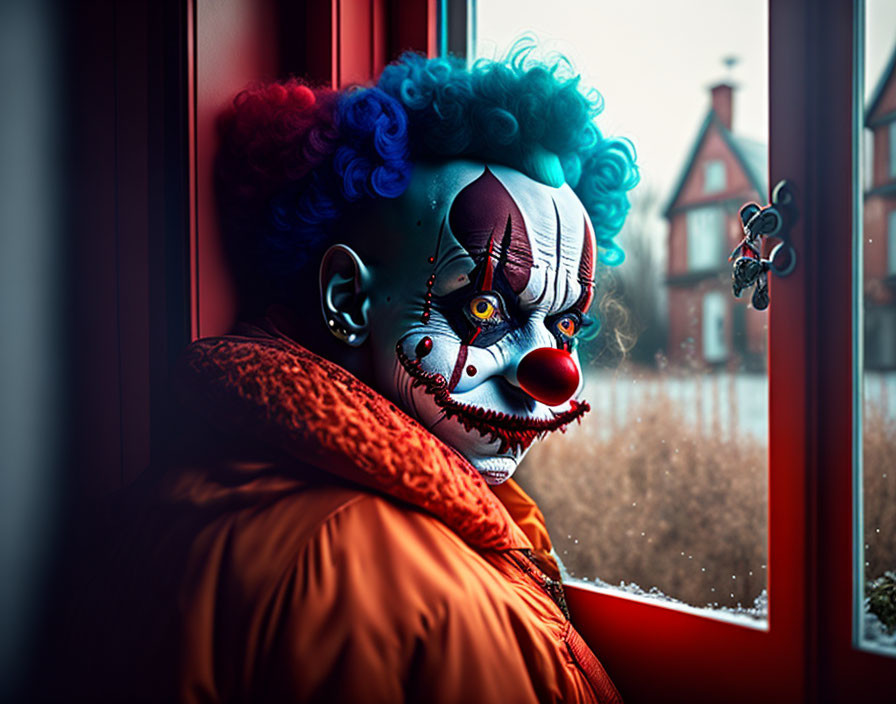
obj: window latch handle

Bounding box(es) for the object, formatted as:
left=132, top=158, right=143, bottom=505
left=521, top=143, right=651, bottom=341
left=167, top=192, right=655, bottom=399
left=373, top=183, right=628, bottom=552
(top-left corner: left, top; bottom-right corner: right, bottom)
left=729, top=180, right=798, bottom=311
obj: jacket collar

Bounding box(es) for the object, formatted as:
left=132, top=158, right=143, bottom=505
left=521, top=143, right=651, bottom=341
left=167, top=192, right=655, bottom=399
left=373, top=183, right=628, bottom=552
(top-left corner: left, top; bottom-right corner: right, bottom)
left=175, top=320, right=533, bottom=552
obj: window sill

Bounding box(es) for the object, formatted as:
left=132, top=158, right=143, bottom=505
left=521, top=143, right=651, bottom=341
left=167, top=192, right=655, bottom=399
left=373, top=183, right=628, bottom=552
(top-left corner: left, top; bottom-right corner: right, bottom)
left=565, top=579, right=769, bottom=632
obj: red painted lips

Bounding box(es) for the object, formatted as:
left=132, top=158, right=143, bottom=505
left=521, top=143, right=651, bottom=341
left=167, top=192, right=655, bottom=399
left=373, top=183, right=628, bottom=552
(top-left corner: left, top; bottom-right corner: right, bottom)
left=395, top=344, right=588, bottom=455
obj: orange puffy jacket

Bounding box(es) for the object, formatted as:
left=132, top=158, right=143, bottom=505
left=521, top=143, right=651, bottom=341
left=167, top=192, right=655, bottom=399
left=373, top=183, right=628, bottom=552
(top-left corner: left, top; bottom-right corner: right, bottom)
left=57, top=321, right=622, bottom=704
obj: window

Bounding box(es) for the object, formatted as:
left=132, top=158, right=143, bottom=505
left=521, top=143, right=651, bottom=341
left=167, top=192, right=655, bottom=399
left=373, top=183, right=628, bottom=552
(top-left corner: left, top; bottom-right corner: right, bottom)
left=859, top=0, right=896, bottom=659
left=890, top=120, right=896, bottom=178
left=702, top=292, right=727, bottom=362
left=889, top=209, right=896, bottom=276
left=476, top=0, right=768, bottom=629
left=175, top=1, right=896, bottom=700
left=470, top=0, right=896, bottom=700
left=686, top=206, right=725, bottom=271
left=704, top=159, right=726, bottom=193
left=866, top=306, right=896, bottom=369
left=865, top=127, right=874, bottom=185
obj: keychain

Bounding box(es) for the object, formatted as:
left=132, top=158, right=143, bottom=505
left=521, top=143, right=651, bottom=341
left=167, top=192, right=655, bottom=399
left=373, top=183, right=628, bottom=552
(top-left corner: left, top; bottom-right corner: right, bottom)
left=729, top=180, right=797, bottom=311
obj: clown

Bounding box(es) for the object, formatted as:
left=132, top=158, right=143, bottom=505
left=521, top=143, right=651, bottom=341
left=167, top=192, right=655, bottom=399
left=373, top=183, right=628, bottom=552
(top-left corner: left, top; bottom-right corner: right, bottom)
left=217, top=48, right=637, bottom=487
left=56, top=47, right=638, bottom=704
left=329, top=161, right=595, bottom=484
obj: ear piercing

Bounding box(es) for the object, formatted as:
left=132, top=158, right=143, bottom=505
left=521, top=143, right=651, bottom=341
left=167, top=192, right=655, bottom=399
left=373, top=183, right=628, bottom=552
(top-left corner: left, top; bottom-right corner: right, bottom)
left=327, top=319, right=357, bottom=344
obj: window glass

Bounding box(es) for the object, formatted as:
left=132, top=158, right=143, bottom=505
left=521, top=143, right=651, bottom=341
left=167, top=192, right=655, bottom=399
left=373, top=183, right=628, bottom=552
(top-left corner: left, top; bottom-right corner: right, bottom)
left=687, top=206, right=725, bottom=271
left=702, top=292, right=727, bottom=363
left=859, top=0, right=896, bottom=655
left=865, top=128, right=875, bottom=185
left=890, top=121, right=896, bottom=178
left=477, top=0, right=769, bottom=622
left=889, top=210, right=896, bottom=276
left=704, top=159, right=726, bottom=193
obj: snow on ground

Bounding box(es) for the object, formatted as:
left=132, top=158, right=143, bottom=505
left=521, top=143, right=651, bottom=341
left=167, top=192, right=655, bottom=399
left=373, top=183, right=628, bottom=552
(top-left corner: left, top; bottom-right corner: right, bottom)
left=862, top=605, right=896, bottom=653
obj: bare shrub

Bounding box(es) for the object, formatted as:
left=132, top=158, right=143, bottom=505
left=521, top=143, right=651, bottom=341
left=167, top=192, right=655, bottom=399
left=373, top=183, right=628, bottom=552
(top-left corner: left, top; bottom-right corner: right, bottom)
left=517, top=372, right=896, bottom=609
left=516, top=379, right=767, bottom=608
left=864, top=401, right=896, bottom=581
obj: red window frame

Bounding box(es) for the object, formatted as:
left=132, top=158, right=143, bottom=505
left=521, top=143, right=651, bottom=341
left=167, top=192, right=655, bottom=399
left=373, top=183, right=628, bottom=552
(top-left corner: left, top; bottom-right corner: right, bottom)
left=182, top=0, right=896, bottom=699
left=188, top=0, right=438, bottom=341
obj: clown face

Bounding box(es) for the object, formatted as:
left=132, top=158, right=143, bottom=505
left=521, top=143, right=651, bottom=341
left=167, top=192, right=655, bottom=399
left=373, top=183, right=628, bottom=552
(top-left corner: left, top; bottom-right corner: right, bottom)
left=324, top=161, right=597, bottom=484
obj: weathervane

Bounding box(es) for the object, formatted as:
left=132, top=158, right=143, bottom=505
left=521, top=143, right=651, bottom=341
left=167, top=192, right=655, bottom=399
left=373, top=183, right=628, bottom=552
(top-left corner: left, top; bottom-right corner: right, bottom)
left=722, top=55, right=740, bottom=74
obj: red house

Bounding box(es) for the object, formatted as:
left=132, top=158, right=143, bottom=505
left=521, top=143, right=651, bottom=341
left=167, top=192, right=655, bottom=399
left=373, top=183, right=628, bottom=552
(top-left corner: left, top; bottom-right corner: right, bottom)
left=864, top=44, right=896, bottom=370
left=663, top=83, right=768, bottom=370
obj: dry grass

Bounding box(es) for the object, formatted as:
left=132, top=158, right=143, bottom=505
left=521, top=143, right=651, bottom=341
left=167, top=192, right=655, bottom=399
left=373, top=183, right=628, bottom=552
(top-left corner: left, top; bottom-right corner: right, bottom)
left=864, top=402, right=896, bottom=582
left=517, top=383, right=896, bottom=609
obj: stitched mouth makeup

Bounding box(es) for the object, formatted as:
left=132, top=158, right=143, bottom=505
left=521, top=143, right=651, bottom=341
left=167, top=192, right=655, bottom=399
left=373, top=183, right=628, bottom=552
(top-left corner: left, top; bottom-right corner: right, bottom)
left=364, top=161, right=599, bottom=483
left=396, top=343, right=589, bottom=455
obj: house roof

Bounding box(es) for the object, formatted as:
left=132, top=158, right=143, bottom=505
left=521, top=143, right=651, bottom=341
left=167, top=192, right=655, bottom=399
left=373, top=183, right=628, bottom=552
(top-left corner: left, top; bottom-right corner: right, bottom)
left=662, top=109, right=767, bottom=218
left=867, top=41, right=896, bottom=125
left=725, top=132, right=768, bottom=198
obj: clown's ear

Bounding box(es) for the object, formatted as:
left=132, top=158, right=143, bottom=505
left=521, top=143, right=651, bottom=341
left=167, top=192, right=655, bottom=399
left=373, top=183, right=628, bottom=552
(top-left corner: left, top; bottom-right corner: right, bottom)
left=319, top=244, right=372, bottom=347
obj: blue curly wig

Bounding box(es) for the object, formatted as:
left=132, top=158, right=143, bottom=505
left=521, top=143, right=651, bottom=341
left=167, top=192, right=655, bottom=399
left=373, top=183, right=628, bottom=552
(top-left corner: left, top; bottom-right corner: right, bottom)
left=216, top=42, right=639, bottom=305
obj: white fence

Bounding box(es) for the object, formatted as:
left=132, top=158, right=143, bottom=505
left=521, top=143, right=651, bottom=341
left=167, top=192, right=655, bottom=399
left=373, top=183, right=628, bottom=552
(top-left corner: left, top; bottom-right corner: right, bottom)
left=582, top=370, right=896, bottom=443
left=583, top=371, right=768, bottom=442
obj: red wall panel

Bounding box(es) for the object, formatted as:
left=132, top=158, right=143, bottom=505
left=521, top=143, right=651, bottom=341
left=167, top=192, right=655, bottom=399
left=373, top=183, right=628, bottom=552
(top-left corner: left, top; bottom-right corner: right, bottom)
left=192, top=0, right=280, bottom=339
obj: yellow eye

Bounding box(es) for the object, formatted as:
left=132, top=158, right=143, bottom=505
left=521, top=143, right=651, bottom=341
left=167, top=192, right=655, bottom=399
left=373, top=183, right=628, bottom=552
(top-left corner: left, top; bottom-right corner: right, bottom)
left=469, top=296, right=498, bottom=321
left=556, top=316, right=578, bottom=338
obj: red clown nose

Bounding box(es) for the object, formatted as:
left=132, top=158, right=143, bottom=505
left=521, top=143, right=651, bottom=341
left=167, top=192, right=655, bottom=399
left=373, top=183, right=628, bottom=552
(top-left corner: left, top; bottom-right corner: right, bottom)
left=516, top=348, right=580, bottom=407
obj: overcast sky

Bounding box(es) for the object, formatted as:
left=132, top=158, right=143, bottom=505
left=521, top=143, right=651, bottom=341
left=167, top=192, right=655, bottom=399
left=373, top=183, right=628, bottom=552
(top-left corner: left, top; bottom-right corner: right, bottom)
left=475, top=0, right=896, bottom=247
left=867, top=0, right=896, bottom=99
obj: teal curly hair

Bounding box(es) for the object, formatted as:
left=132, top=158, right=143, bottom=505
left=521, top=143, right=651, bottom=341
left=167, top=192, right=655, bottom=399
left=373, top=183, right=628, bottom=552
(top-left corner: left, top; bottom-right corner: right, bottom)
left=378, top=44, right=639, bottom=264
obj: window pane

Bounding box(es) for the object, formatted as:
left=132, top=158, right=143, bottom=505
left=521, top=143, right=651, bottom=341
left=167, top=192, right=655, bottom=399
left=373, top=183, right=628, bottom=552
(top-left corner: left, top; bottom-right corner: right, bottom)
left=859, top=0, right=896, bottom=655
left=890, top=121, right=896, bottom=179
left=687, top=206, right=725, bottom=271
left=889, top=210, right=896, bottom=276
left=702, top=291, right=727, bottom=362
left=704, top=159, right=726, bottom=193
left=476, top=0, right=769, bottom=621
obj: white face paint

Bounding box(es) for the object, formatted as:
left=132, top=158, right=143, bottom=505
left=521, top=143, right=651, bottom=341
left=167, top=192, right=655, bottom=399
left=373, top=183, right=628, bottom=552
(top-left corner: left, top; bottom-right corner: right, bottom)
left=363, top=161, right=597, bottom=484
